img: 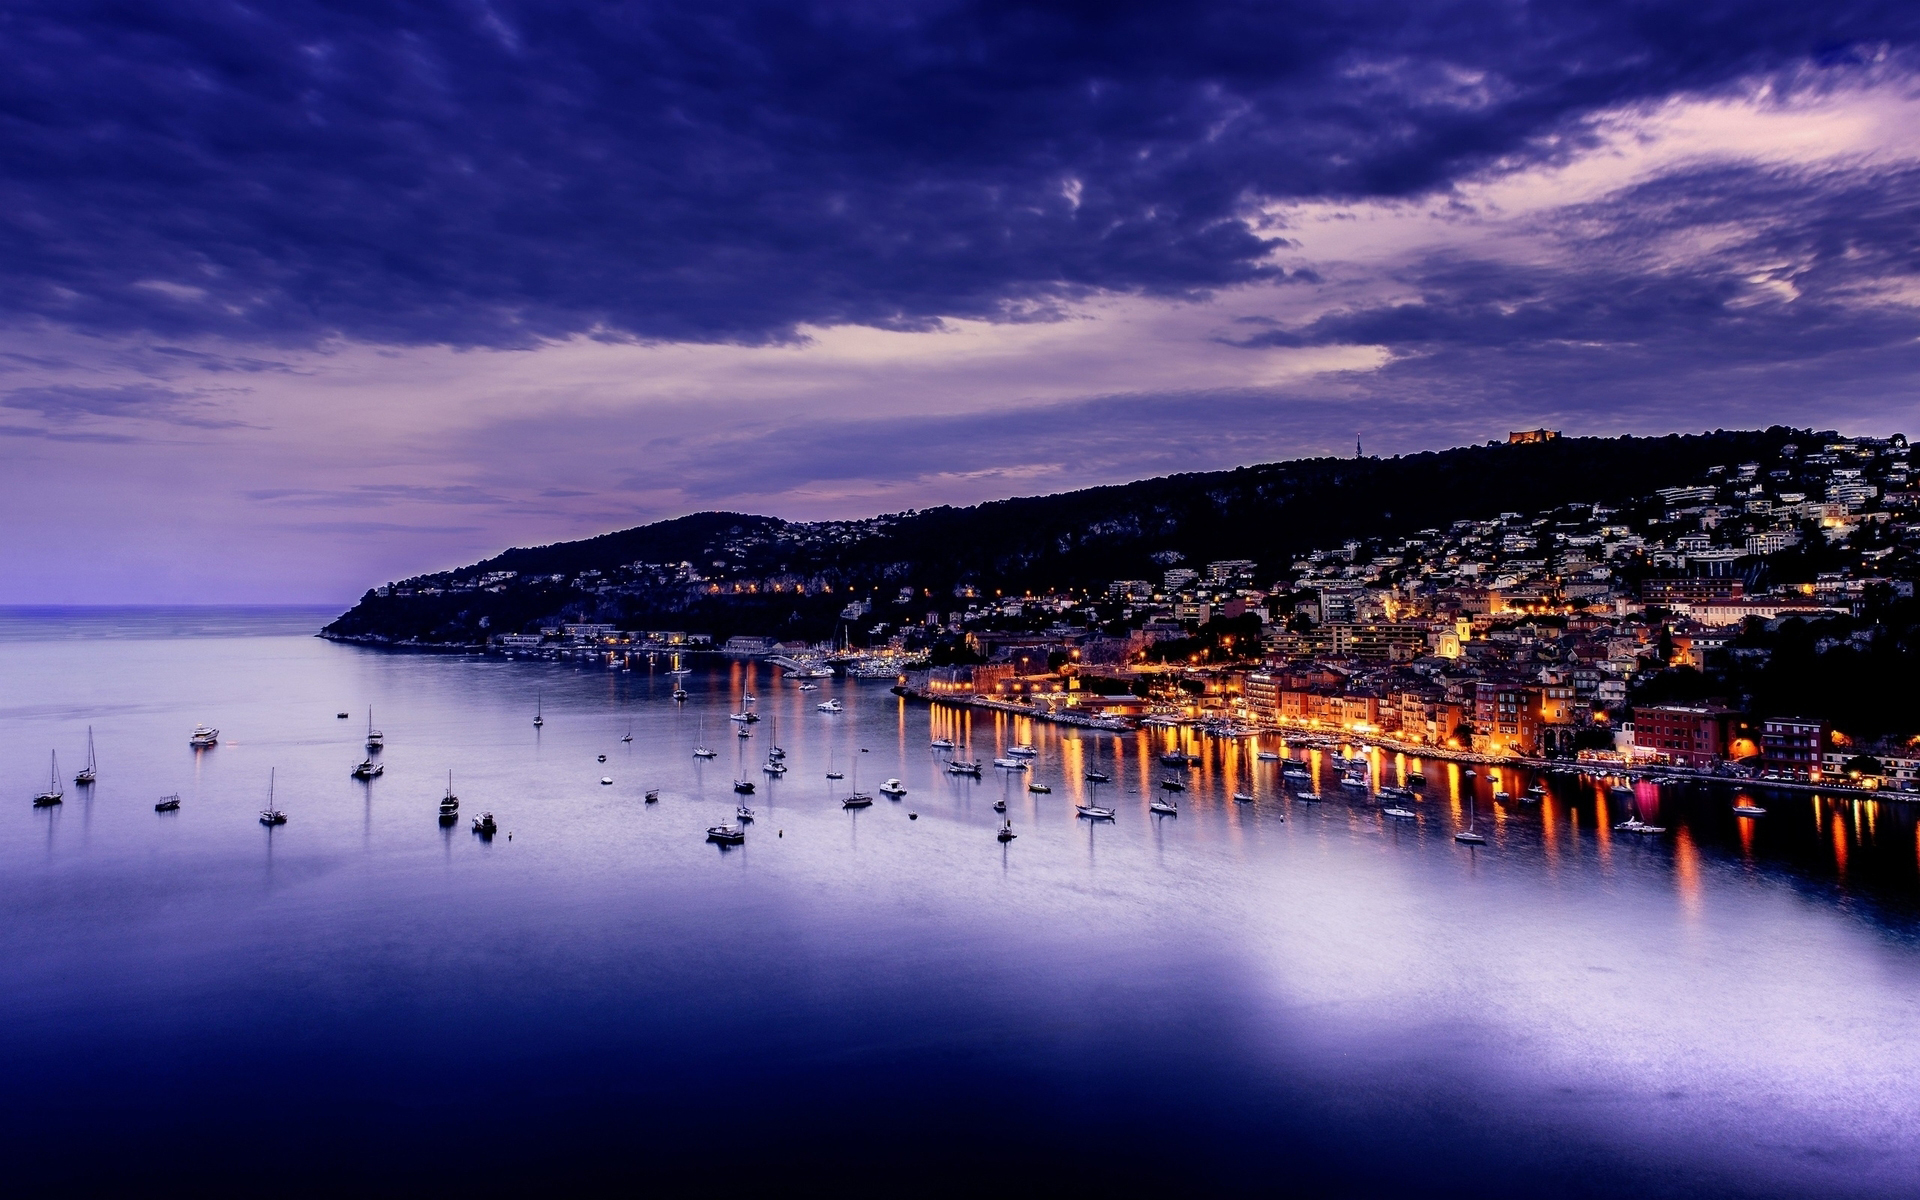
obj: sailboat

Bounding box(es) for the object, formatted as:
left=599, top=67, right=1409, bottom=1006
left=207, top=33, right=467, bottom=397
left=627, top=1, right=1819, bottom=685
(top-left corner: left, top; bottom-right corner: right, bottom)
left=259, top=768, right=287, bottom=826
left=33, top=751, right=63, bottom=807
left=842, top=758, right=872, bottom=808
left=997, top=819, right=1016, bottom=842
left=365, top=707, right=384, bottom=750
left=621, top=721, right=633, bottom=743
left=439, top=772, right=459, bottom=825
left=1454, top=791, right=1485, bottom=844
left=732, top=734, right=755, bottom=794
left=693, top=712, right=717, bottom=758
left=533, top=693, right=544, bottom=728
left=74, top=727, right=98, bottom=785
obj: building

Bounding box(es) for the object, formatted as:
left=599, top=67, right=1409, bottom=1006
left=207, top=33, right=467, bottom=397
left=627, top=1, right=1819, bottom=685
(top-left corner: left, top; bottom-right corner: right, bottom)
left=1641, top=578, right=1743, bottom=606
left=1760, top=717, right=1827, bottom=780
left=722, top=635, right=775, bottom=655
left=1508, top=429, right=1561, bottom=444
left=1632, top=705, right=1743, bottom=768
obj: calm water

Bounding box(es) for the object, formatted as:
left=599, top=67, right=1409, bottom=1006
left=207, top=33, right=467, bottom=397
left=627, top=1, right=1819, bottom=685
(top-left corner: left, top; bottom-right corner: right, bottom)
left=3, top=609, right=1919, bottom=1196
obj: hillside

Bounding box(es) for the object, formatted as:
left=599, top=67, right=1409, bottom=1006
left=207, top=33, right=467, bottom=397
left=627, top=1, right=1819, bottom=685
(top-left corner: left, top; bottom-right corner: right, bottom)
left=322, top=428, right=1812, bottom=645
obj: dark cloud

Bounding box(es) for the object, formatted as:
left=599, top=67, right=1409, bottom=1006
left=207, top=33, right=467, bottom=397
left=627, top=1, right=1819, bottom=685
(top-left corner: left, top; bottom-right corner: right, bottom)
left=0, top=381, right=247, bottom=427
left=1, top=1, right=1914, bottom=348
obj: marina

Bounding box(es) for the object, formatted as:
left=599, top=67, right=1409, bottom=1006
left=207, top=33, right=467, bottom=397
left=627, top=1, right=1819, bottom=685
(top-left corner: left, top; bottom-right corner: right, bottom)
left=3, top=609, right=1920, bottom=1196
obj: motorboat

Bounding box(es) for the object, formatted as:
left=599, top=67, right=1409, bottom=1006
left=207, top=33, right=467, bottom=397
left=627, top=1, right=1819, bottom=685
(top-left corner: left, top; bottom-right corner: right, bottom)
left=816, top=699, right=842, bottom=713
left=1614, top=816, right=1667, bottom=834
left=1084, top=770, right=1110, bottom=783
left=1339, top=774, right=1369, bottom=790
left=667, top=666, right=693, bottom=676
left=1609, top=784, right=1635, bottom=798
left=1149, top=798, right=1178, bottom=816
left=1232, top=792, right=1253, bottom=803
left=1525, top=785, right=1546, bottom=799
left=673, top=689, right=688, bottom=701
left=798, top=683, right=819, bottom=692
left=1384, top=806, right=1416, bottom=820
left=472, top=811, right=497, bottom=836
left=737, top=727, right=751, bottom=738
left=598, top=754, right=607, bottom=763
left=742, top=692, right=756, bottom=703
left=75, top=727, right=98, bottom=785
left=33, top=751, right=63, bottom=807
left=1159, top=777, right=1185, bottom=792
left=155, top=794, right=182, bottom=813
left=1256, top=750, right=1281, bottom=761
left=1159, top=751, right=1197, bottom=767
left=997, top=820, right=1016, bottom=842
left=879, top=779, right=906, bottom=796
left=826, top=770, right=844, bottom=780
left=707, top=823, right=745, bottom=844
left=190, top=724, right=219, bottom=748
left=351, top=757, right=384, bottom=779
left=993, top=758, right=1028, bottom=771
left=1282, top=765, right=1310, bottom=779
left=1007, top=744, right=1037, bottom=758
left=336, top=712, right=349, bottom=719
left=729, top=712, right=758, bottom=723
left=763, top=759, right=787, bottom=774
left=947, top=761, right=982, bottom=777
left=1028, top=783, right=1051, bottom=794
left=930, top=738, right=954, bottom=750
left=993, top=799, right=1007, bottom=813
left=1379, top=785, right=1415, bottom=800
left=733, top=779, right=756, bottom=794
left=600, top=777, right=613, bottom=785
left=1493, top=789, right=1511, bottom=801
left=365, top=708, right=384, bottom=749
left=1076, top=804, right=1116, bottom=821
left=645, top=790, right=659, bottom=803
left=1406, top=772, right=1427, bottom=787
left=694, top=745, right=718, bottom=758
left=1295, top=790, right=1322, bottom=802
left=259, top=769, right=287, bottom=826
left=1732, top=803, right=1767, bottom=816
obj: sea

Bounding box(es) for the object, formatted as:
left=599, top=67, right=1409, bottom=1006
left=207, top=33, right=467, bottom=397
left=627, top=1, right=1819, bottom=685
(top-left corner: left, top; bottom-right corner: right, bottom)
left=1, top=607, right=1918, bottom=1197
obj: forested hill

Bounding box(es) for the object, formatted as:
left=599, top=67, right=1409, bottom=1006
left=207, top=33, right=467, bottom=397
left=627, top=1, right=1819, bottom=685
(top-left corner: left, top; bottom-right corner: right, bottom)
left=324, top=428, right=1811, bottom=644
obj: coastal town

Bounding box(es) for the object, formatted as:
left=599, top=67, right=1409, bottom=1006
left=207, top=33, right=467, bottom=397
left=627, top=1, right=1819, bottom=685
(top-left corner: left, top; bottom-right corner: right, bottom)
left=463, top=431, right=1920, bottom=796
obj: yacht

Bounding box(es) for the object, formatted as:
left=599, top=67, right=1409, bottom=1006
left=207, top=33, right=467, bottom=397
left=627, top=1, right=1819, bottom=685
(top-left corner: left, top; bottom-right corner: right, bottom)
left=190, top=724, right=219, bottom=748
left=733, top=779, right=755, bottom=794
left=259, top=769, right=287, bottom=826
left=1732, top=803, right=1767, bottom=816
left=826, top=770, right=844, bottom=780
left=75, top=727, right=98, bottom=785
left=667, top=666, right=693, bottom=676
left=842, top=791, right=873, bottom=809
left=798, top=683, right=819, bottom=692
left=997, top=820, right=1016, bottom=842
left=736, top=805, right=755, bottom=822
left=1295, top=790, right=1322, bottom=802
left=1282, top=764, right=1310, bottom=780
left=879, top=779, right=906, bottom=797
left=1076, top=803, right=1117, bottom=821
left=1384, top=806, right=1416, bottom=820
left=1150, top=797, right=1179, bottom=816
left=1007, top=744, right=1037, bottom=758
left=742, top=692, right=756, bottom=703
left=1609, top=784, right=1635, bottom=798
left=1232, top=791, right=1253, bottom=803
left=693, top=745, right=718, bottom=758
left=1493, top=789, right=1511, bottom=802
left=351, top=757, right=384, bottom=779
left=930, top=738, right=955, bottom=750
left=472, top=812, right=497, bottom=836
left=947, top=760, right=982, bottom=777
left=707, top=822, right=745, bottom=844
left=993, top=798, right=1007, bottom=813
left=1256, top=750, right=1281, bottom=761
left=365, top=708, right=384, bottom=749
left=1084, top=769, right=1111, bottom=783
left=816, top=699, right=842, bottom=713
left=1159, top=777, right=1185, bottom=792
left=1613, top=816, right=1667, bottom=834
left=1160, top=751, right=1196, bottom=767
left=763, top=759, right=787, bottom=775
left=1406, top=772, right=1427, bottom=787
left=33, top=751, right=63, bottom=807
left=1379, top=785, right=1415, bottom=800
left=1028, top=782, right=1050, bottom=794
left=729, top=711, right=758, bottom=723
left=155, top=794, right=182, bottom=813
left=992, top=758, right=1027, bottom=771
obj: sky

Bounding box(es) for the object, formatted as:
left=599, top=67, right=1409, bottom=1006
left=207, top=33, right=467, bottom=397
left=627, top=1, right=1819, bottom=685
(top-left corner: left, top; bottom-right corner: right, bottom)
left=3, top=2, right=1919, bottom=604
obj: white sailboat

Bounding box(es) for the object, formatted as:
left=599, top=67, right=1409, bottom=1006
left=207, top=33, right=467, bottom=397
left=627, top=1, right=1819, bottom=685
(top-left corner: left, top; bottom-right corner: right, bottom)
left=259, top=768, right=287, bottom=825
left=533, top=692, right=544, bottom=727
left=74, top=727, right=98, bottom=785
left=365, top=707, right=383, bottom=749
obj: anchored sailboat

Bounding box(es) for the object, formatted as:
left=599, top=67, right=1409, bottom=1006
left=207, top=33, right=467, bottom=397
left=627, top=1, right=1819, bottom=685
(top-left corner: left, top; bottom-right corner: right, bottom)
left=33, top=751, right=63, bottom=807
left=74, top=727, right=98, bottom=785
